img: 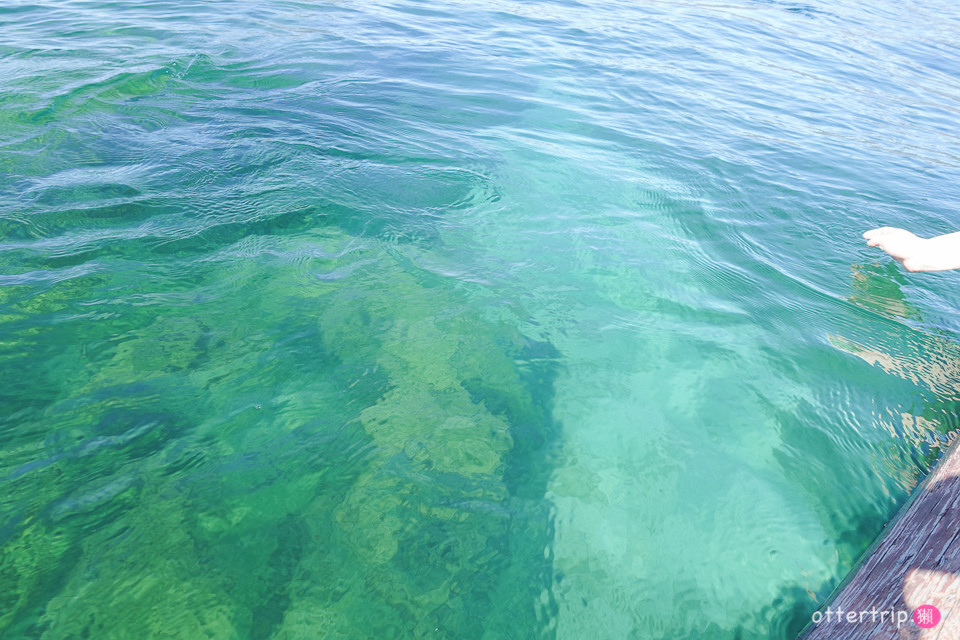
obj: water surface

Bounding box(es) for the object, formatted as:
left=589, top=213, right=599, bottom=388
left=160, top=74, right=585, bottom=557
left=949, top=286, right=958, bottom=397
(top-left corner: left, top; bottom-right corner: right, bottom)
left=3, top=0, right=960, bottom=638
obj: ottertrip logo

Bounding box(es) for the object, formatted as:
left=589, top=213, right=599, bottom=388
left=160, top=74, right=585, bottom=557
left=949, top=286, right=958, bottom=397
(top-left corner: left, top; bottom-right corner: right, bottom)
left=913, top=605, right=941, bottom=629
left=811, top=604, right=941, bottom=629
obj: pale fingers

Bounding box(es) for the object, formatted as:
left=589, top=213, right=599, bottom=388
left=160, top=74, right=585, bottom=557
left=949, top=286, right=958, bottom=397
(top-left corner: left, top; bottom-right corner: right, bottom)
left=863, top=226, right=909, bottom=246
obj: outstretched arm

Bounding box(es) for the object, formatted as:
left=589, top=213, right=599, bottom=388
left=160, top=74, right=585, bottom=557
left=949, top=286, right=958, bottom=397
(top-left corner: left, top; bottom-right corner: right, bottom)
left=863, top=227, right=960, bottom=272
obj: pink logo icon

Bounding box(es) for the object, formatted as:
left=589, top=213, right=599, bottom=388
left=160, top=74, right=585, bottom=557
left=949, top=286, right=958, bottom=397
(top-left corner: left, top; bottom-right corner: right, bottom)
left=913, top=605, right=941, bottom=628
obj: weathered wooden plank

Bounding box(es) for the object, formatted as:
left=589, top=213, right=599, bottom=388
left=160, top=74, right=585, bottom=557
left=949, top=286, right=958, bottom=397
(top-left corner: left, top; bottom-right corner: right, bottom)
left=800, top=437, right=960, bottom=640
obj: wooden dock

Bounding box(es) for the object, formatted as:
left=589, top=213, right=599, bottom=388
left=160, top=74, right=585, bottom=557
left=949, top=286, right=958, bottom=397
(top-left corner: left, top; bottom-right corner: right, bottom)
left=800, top=438, right=960, bottom=639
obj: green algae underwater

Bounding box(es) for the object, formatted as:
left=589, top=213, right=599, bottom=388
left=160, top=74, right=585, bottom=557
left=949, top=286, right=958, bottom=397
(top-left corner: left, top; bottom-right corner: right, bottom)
left=2, top=220, right=562, bottom=638
left=4, top=0, right=960, bottom=638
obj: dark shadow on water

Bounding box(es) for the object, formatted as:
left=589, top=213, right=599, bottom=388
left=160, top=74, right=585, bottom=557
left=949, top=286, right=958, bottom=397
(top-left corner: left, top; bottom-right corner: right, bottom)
left=248, top=515, right=307, bottom=640
left=465, top=335, right=564, bottom=500
left=461, top=334, right=564, bottom=639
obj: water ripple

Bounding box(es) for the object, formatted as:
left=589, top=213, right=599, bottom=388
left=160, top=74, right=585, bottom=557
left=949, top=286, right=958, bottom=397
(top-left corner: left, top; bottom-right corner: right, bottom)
left=3, top=0, right=960, bottom=638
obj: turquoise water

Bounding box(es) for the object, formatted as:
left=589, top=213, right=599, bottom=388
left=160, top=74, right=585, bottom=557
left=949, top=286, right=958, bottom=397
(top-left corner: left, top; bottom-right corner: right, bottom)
left=3, top=0, right=960, bottom=638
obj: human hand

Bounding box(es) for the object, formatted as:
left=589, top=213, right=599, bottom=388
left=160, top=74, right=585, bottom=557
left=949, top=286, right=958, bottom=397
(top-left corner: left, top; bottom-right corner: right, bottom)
left=864, top=227, right=960, bottom=272
left=863, top=227, right=927, bottom=271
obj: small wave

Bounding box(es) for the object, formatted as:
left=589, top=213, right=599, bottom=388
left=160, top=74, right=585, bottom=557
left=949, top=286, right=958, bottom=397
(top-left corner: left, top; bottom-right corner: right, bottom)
left=5, top=421, right=160, bottom=483
left=48, top=475, right=139, bottom=522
